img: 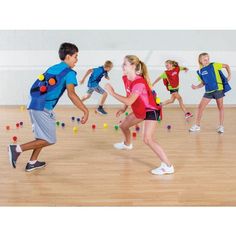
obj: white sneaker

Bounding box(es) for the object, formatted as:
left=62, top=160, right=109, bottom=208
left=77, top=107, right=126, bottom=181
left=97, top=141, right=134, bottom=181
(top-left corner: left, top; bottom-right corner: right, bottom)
left=189, top=124, right=201, bottom=132
left=113, top=142, right=133, bottom=150
left=151, top=162, right=175, bottom=175
left=217, top=126, right=224, bottom=133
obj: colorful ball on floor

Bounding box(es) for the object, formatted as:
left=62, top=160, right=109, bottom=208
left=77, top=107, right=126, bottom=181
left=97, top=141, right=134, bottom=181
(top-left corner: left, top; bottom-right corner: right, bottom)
left=61, top=123, right=65, bottom=128
left=73, top=126, right=78, bottom=133
left=56, top=121, right=60, bottom=126
left=125, top=112, right=129, bottom=116
left=12, top=136, right=17, bottom=142
left=16, top=123, right=20, bottom=128
left=92, top=124, right=96, bottom=129
left=71, top=116, right=75, bottom=121
left=132, top=132, right=137, bottom=138
left=77, top=118, right=80, bottom=123
left=114, top=125, right=119, bottom=130
left=6, top=125, right=10, bottom=130
left=20, top=121, right=23, bottom=126
left=167, top=125, right=171, bottom=130
left=135, top=125, right=140, bottom=132
left=103, top=123, right=108, bottom=128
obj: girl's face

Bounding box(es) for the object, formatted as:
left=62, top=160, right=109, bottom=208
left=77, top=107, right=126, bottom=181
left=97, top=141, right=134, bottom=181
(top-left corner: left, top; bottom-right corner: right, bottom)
left=122, top=58, right=135, bottom=76
left=200, top=55, right=210, bottom=67
left=165, top=62, right=173, bottom=70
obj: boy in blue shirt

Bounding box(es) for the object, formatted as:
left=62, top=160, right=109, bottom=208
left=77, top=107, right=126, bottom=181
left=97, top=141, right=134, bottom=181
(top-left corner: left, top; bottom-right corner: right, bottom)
left=80, top=60, right=113, bottom=115
left=8, top=42, right=89, bottom=172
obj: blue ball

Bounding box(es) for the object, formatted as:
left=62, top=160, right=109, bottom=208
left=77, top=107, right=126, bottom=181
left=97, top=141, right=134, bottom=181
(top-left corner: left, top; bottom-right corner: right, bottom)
left=61, top=123, right=65, bottom=127
left=77, top=117, right=80, bottom=122
left=71, top=117, right=75, bottom=121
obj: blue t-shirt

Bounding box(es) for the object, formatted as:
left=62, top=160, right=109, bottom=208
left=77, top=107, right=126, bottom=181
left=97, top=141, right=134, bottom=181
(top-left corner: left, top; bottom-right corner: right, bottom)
left=88, top=66, right=108, bottom=87
left=44, top=62, right=78, bottom=110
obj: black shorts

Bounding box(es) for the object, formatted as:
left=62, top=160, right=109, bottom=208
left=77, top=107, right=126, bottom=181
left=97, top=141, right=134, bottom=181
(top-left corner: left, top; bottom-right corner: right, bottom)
left=144, top=110, right=160, bottom=121
left=203, top=90, right=225, bottom=99
left=169, top=89, right=179, bottom=94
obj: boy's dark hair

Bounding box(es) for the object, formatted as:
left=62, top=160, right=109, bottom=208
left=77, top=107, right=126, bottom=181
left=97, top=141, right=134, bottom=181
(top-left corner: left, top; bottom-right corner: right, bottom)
left=59, top=42, right=79, bottom=60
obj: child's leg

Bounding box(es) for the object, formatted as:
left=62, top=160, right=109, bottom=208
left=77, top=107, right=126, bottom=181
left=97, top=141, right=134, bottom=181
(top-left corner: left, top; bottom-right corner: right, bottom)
left=162, top=94, right=176, bottom=106
left=174, top=92, right=188, bottom=114
left=81, top=93, right=92, bottom=102
left=119, top=113, right=143, bottom=145
left=195, top=97, right=211, bottom=126
left=216, top=97, right=224, bottom=126
left=142, top=120, right=171, bottom=166
left=99, top=91, right=108, bottom=106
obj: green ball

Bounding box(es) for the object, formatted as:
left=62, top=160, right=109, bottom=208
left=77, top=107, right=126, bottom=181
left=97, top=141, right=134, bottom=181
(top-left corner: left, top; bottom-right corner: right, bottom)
left=114, top=125, right=119, bottom=130
left=56, top=121, right=60, bottom=126
left=125, top=112, right=129, bottom=116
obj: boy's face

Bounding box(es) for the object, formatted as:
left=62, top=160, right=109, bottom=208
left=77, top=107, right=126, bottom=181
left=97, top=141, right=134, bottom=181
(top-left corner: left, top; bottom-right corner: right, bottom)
left=104, top=65, right=113, bottom=72
left=65, top=52, right=78, bottom=68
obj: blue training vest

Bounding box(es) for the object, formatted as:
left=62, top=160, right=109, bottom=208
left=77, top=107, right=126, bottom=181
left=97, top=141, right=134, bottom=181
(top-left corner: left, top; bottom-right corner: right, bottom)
left=28, top=67, right=74, bottom=111
left=197, top=63, right=231, bottom=93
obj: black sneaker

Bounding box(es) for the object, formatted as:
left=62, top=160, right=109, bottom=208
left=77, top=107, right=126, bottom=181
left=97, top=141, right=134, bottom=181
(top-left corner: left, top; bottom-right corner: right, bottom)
left=97, top=107, right=108, bottom=115
left=25, top=161, right=46, bottom=172
left=8, top=145, right=21, bottom=168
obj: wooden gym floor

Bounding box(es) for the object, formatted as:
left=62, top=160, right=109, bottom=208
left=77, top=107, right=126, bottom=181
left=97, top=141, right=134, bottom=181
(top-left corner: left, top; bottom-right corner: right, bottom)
left=0, top=106, right=236, bottom=206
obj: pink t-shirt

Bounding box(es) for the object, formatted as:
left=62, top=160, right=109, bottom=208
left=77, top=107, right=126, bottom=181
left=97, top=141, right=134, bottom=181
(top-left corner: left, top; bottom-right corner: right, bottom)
left=131, top=83, right=156, bottom=110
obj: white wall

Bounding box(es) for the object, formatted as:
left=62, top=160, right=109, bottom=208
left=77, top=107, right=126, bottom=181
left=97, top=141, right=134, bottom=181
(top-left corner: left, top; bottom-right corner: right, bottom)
left=0, top=30, right=236, bottom=106
left=0, top=50, right=235, bottom=106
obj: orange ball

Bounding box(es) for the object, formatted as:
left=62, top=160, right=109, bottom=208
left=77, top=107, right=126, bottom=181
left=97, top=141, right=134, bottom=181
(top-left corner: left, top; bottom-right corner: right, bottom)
left=48, top=78, right=56, bottom=86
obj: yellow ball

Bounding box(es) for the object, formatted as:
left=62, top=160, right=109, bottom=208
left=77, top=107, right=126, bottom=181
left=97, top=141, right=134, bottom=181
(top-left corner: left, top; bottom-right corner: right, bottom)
left=38, top=74, right=45, bottom=81
left=73, top=126, right=78, bottom=133
left=103, top=123, right=108, bottom=128
left=156, top=97, right=161, bottom=104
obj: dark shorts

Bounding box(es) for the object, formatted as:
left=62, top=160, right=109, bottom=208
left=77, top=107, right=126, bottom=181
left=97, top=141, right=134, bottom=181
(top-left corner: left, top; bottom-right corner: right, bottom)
left=203, top=90, right=225, bottom=100
left=169, top=89, right=179, bottom=94
left=144, top=110, right=160, bottom=121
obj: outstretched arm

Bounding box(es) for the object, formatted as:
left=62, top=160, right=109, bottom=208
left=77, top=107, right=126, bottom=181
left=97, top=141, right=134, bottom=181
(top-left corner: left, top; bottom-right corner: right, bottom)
left=67, top=84, right=89, bottom=124
left=105, top=83, right=139, bottom=106
left=152, top=76, right=162, bottom=87
left=191, top=82, right=204, bottom=90
left=80, top=69, right=93, bottom=84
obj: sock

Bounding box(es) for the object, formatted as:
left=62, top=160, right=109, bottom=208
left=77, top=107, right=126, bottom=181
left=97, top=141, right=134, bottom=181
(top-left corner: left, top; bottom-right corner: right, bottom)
left=16, top=145, right=22, bottom=153
left=29, top=160, right=37, bottom=165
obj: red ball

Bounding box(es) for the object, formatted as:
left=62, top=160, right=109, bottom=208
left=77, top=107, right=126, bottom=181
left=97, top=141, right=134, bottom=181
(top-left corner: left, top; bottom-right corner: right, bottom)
left=12, top=136, right=17, bottom=142
left=40, top=85, right=47, bottom=93
left=92, top=124, right=96, bottom=129
left=6, top=125, right=10, bottom=130
left=16, top=123, right=20, bottom=128
left=132, top=132, right=137, bottom=138
left=48, top=78, right=56, bottom=86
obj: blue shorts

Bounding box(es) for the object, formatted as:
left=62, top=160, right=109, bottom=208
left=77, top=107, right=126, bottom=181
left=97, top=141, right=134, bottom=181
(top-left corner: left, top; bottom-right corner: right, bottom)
left=87, top=85, right=106, bottom=95
left=29, top=109, right=56, bottom=144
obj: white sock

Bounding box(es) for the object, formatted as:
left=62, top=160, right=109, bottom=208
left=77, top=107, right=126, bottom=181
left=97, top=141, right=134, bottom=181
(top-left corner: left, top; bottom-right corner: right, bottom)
left=29, top=160, right=37, bottom=165
left=16, top=145, right=22, bottom=153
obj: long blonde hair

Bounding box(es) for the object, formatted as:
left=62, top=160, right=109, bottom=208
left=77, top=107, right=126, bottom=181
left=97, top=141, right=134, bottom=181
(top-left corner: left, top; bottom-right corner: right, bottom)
left=198, top=52, right=209, bottom=68
left=165, top=60, right=179, bottom=68
left=125, top=55, right=150, bottom=85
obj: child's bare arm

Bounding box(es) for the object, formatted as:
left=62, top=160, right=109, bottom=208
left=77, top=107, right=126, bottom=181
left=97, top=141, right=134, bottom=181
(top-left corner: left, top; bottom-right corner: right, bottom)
left=80, top=69, right=93, bottom=84
left=152, top=77, right=162, bottom=87
left=67, top=84, right=89, bottom=124
left=191, top=82, right=204, bottom=90
left=222, top=64, right=231, bottom=81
